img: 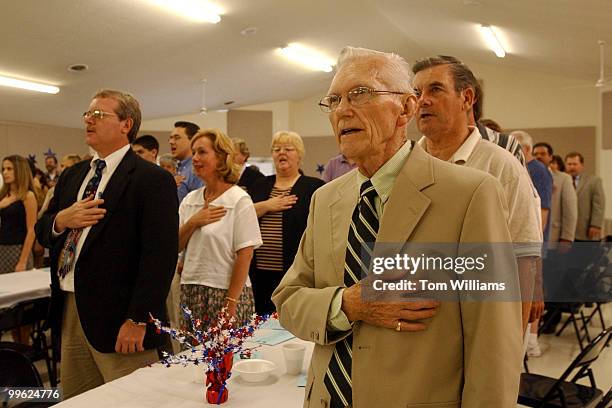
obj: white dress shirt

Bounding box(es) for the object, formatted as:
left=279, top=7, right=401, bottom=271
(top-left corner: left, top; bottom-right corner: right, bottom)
left=59, top=144, right=131, bottom=292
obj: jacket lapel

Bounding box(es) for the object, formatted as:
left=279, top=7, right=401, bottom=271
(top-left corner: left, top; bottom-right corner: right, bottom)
left=63, top=161, right=91, bottom=206
left=329, top=174, right=359, bottom=284
left=79, top=149, right=136, bottom=257
left=576, top=174, right=588, bottom=197
left=377, top=143, right=433, bottom=245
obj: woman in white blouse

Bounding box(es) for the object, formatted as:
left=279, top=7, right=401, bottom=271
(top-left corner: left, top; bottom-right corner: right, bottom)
left=178, top=129, right=262, bottom=329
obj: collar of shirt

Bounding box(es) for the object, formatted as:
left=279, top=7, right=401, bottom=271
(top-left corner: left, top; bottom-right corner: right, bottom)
left=181, top=185, right=238, bottom=208
left=177, top=156, right=193, bottom=172
left=417, top=127, right=479, bottom=166
left=90, top=144, right=131, bottom=176
left=355, top=139, right=412, bottom=205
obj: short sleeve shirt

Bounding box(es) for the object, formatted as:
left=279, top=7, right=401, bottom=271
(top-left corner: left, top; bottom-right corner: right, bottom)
left=179, top=185, right=262, bottom=289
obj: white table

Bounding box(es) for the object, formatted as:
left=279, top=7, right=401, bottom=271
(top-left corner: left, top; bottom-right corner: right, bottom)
left=0, top=268, right=51, bottom=309
left=54, top=330, right=314, bottom=407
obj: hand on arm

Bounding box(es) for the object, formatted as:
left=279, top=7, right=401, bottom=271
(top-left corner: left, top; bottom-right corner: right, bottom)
left=225, top=246, right=254, bottom=316
left=540, top=208, right=549, bottom=230
left=15, top=193, right=38, bottom=272
left=54, top=195, right=106, bottom=233
left=254, top=195, right=298, bottom=218
left=588, top=226, right=602, bottom=241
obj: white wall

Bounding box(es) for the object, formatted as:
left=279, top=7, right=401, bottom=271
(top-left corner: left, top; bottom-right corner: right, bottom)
left=274, top=62, right=600, bottom=138
left=290, top=95, right=333, bottom=137
left=598, top=87, right=612, bottom=219
left=237, top=101, right=290, bottom=134
left=140, top=111, right=228, bottom=133
left=470, top=62, right=598, bottom=129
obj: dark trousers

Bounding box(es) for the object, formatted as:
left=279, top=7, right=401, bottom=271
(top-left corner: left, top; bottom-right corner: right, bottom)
left=251, top=268, right=284, bottom=315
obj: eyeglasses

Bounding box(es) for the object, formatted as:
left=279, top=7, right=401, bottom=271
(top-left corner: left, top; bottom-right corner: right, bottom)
left=82, top=109, right=118, bottom=120
left=272, top=146, right=296, bottom=153
left=319, top=86, right=407, bottom=113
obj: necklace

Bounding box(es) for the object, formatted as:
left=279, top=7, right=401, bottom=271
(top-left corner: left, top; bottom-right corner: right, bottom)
left=203, top=186, right=229, bottom=205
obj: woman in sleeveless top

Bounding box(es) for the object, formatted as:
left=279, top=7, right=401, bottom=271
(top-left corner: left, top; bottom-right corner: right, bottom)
left=0, top=155, right=37, bottom=274
left=248, top=131, right=325, bottom=314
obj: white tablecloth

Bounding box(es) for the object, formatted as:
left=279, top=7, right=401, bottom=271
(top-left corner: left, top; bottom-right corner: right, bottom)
left=54, top=330, right=314, bottom=408
left=0, top=268, right=51, bottom=309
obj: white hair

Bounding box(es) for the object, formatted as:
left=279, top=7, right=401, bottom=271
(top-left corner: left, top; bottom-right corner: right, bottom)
left=336, top=46, right=414, bottom=93
left=509, top=130, right=533, bottom=149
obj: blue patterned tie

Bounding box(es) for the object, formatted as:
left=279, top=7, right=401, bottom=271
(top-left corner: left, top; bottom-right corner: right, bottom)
left=57, top=159, right=106, bottom=278
left=324, top=179, right=379, bottom=407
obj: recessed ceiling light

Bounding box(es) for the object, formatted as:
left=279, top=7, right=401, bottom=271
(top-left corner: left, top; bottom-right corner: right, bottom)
left=0, top=75, right=59, bottom=94
left=279, top=43, right=334, bottom=72
left=240, top=27, right=258, bottom=36
left=68, top=64, right=89, bottom=72
left=142, top=0, right=222, bottom=23
left=480, top=24, right=506, bottom=58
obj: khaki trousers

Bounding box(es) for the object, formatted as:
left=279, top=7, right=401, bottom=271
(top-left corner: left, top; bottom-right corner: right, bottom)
left=60, top=293, right=159, bottom=400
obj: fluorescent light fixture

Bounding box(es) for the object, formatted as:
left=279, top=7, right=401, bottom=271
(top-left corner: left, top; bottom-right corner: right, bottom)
left=279, top=43, right=334, bottom=72
left=0, top=75, right=59, bottom=94
left=480, top=24, right=506, bottom=58
left=144, top=0, right=222, bottom=23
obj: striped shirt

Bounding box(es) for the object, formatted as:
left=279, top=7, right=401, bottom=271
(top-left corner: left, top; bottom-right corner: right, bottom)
left=255, top=186, right=291, bottom=271
left=476, top=123, right=525, bottom=166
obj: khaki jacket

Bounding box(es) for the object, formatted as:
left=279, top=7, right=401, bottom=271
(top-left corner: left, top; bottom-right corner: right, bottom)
left=549, top=170, right=577, bottom=242
left=273, top=144, right=523, bottom=408
left=574, top=173, right=606, bottom=240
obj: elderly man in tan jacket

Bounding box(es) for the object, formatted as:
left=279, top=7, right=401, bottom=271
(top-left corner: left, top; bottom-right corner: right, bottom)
left=273, top=47, right=523, bottom=408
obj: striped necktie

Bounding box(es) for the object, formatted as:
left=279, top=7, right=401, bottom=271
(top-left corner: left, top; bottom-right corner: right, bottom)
left=57, top=159, right=106, bottom=278
left=324, top=179, right=379, bottom=408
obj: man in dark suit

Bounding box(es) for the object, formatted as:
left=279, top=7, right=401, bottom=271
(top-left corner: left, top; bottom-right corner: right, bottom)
left=36, top=89, right=178, bottom=399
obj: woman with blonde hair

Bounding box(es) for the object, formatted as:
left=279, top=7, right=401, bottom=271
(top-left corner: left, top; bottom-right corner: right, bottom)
left=0, top=155, right=37, bottom=273
left=178, top=129, right=262, bottom=329
left=249, top=131, right=324, bottom=314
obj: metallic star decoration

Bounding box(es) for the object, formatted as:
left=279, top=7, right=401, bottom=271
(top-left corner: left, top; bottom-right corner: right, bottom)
left=44, top=148, right=57, bottom=158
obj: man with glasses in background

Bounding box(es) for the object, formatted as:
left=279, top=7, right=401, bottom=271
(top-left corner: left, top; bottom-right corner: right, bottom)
left=273, top=47, right=523, bottom=408
left=37, top=89, right=178, bottom=399
left=169, top=121, right=203, bottom=203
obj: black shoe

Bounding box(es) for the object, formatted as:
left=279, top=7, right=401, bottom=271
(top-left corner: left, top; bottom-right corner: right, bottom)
left=541, top=324, right=557, bottom=334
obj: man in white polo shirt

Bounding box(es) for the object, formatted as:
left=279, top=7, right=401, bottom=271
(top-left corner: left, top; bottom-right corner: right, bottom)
left=412, top=55, right=544, bottom=331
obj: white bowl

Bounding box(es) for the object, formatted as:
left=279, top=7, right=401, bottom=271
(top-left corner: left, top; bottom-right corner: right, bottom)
left=233, top=359, right=276, bottom=382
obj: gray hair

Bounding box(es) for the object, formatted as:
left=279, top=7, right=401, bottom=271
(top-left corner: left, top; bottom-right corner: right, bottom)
left=336, top=46, right=414, bottom=93
left=510, top=130, right=533, bottom=149
left=92, top=89, right=141, bottom=143
left=158, top=153, right=177, bottom=168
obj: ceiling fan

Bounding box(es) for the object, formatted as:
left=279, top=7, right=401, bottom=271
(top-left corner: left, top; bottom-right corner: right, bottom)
left=200, top=78, right=208, bottom=115
left=594, top=40, right=612, bottom=88
left=563, top=40, right=612, bottom=90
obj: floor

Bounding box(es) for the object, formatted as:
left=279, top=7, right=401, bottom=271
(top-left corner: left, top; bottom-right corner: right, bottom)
left=519, top=303, right=611, bottom=406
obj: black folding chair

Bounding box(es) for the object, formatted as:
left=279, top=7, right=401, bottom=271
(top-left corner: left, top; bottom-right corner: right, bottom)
left=0, top=348, right=56, bottom=408
left=0, top=297, right=57, bottom=387
left=595, top=387, right=611, bottom=408
left=518, top=327, right=611, bottom=408
left=554, top=303, right=592, bottom=351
